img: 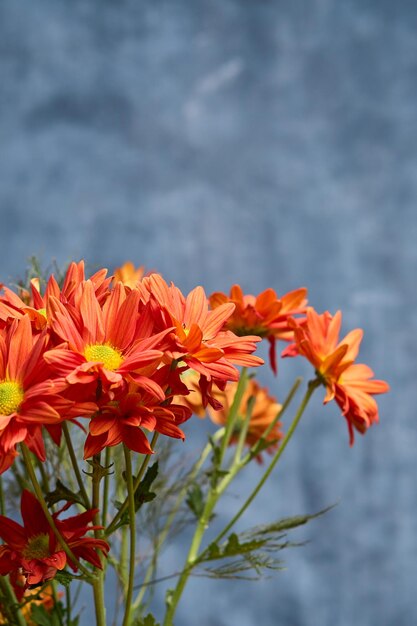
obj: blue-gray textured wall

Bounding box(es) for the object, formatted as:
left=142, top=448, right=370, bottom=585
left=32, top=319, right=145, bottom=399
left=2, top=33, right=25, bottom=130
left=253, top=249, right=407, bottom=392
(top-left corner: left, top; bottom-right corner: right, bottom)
left=0, top=1, right=414, bottom=625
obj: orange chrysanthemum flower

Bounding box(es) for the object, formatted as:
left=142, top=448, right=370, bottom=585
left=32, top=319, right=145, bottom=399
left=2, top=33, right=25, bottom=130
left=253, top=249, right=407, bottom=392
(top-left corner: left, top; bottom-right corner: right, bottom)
left=139, top=274, right=263, bottom=407
left=178, top=371, right=283, bottom=460
left=84, top=381, right=191, bottom=458
left=0, top=261, right=111, bottom=331
left=0, top=575, right=62, bottom=623
left=283, top=308, right=390, bottom=444
left=44, top=280, right=167, bottom=394
left=0, top=316, right=93, bottom=468
left=21, top=584, right=60, bottom=625
left=113, top=262, right=145, bottom=288
left=209, top=379, right=283, bottom=458
left=209, top=285, right=307, bottom=374
left=0, top=490, right=109, bottom=588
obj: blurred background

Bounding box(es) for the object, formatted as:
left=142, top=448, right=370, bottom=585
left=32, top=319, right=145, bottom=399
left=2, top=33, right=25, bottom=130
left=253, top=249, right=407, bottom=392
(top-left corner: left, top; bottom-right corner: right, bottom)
left=0, top=1, right=415, bottom=625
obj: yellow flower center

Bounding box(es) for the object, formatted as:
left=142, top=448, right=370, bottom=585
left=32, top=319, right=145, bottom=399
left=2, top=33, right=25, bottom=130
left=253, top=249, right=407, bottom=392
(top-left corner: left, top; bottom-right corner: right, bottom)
left=84, top=344, right=123, bottom=371
left=0, top=381, right=24, bottom=415
left=37, top=307, right=47, bottom=318
left=23, top=533, right=50, bottom=560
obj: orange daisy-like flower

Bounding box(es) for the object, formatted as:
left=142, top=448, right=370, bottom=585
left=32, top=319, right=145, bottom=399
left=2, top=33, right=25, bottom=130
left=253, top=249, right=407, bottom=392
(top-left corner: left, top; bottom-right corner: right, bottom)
left=44, top=280, right=167, bottom=395
left=209, top=285, right=307, bottom=374
left=0, top=574, right=62, bottom=623
left=178, top=371, right=283, bottom=460
left=21, top=583, right=60, bottom=625
left=0, top=261, right=111, bottom=331
left=0, top=490, right=109, bottom=588
left=0, top=316, right=92, bottom=468
left=84, top=380, right=192, bottom=458
left=139, top=274, right=263, bottom=407
left=113, top=261, right=145, bottom=288
left=283, top=307, right=390, bottom=444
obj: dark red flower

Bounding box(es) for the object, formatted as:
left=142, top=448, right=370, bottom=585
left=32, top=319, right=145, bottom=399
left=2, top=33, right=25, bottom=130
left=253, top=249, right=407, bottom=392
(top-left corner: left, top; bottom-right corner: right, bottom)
left=0, top=490, right=109, bottom=588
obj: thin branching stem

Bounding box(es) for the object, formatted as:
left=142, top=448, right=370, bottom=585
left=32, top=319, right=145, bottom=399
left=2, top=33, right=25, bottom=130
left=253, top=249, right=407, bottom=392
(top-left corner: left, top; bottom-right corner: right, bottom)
left=218, top=367, right=248, bottom=464
left=105, top=433, right=159, bottom=536
left=209, top=378, right=320, bottom=547
left=91, top=453, right=107, bottom=626
left=132, top=427, right=226, bottom=616
left=62, top=421, right=91, bottom=509
left=121, top=445, right=136, bottom=626
left=101, top=446, right=112, bottom=527
left=163, top=378, right=319, bottom=625
left=234, top=395, right=256, bottom=462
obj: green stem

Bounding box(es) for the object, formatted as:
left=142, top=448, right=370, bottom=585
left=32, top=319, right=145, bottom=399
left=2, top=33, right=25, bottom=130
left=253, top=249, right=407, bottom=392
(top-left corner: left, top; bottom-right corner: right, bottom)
left=119, top=525, right=129, bottom=589
left=210, top=378, right=320, bottom=547
left=121, top=445, right=136, bottom=626
left=163, top=378, right=319, bottom=625
left=62, top=421, right=91, bottom=509
left=105, top=433, right=159, bottom=536
left=218, top=367, right=248, bottom=464
left=51, top=581, right=64, bottom=626
left=101, top=446, right=112, bottom=527
left=163, top=482, right=221, bottom=625
left=91, top=453, right=107, bottom=626
left=132, top=427, right=226, bottom=615
left=11, top=460, right=27, bottom=492
left=66, top=584, right=71, bottom=626
left=20, top=444, right=92, bottom=579
left=37, top=457, right=51, bottom=494
left=163, top=428, right=243, bottom=625
left=0, top=576, right=27, bottom=626
left=234, top=395, right=256, bottom=462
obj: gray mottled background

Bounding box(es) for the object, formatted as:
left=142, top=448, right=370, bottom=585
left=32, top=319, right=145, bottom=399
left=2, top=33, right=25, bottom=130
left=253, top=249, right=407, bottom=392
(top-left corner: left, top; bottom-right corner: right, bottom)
left=0, top=1, right=415, bottom=625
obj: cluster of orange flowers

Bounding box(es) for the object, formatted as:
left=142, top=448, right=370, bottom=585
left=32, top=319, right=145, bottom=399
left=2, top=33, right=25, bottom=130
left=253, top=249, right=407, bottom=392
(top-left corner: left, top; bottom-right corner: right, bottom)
left=0, top=261, right=390, bottom=466
left=0, top=262, right=265, bottom=471
left=0, top=260, right=389, bottom=600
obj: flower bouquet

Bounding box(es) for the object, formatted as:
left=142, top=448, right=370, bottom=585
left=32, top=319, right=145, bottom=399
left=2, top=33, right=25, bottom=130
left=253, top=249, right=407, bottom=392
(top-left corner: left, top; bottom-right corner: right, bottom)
left=0, top=260, right=389, bottom=625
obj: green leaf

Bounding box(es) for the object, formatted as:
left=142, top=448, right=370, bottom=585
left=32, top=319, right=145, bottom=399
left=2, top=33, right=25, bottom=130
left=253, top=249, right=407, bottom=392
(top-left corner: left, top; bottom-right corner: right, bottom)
left=165, top=588, right=174, bottom=609
left=209, top=436, right=221, bottom=467
left=132, top=461, right=159, bottom=512
left=196, top=505, right=336, bottom=580
left=186, top=483, right=204, bottom=519
left=54, top=570, right=81, bottom=587
left=116, top=462, right=160, bottom=527
left=202, top=533, right=266, bottom=563
left=134, top=614, right=160, bottom=626
left=206, top=467, right=229, bottom=489
left=45, top=480, right=85, bottom=509
left=30, top=604, right=61, bottom=626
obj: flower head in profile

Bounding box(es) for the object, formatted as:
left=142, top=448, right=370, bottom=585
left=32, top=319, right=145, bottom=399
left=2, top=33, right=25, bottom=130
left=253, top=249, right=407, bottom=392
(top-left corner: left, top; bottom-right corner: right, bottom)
left=209, top=378, right=283, bottom=460
left=84, top=378, right=192, bottom=458
left=209, top=285, right=307, bottom=374
left=139, top=274, right=263, bottom=408
left=113, top=262, right=145, bottom=288
left=283, top=307, right=390, bottom=444
left=0, top=261, right=111, bottom=331
left=0, top=490, right=109, bottom=589
left=177, top=370, right=283, bottom=461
